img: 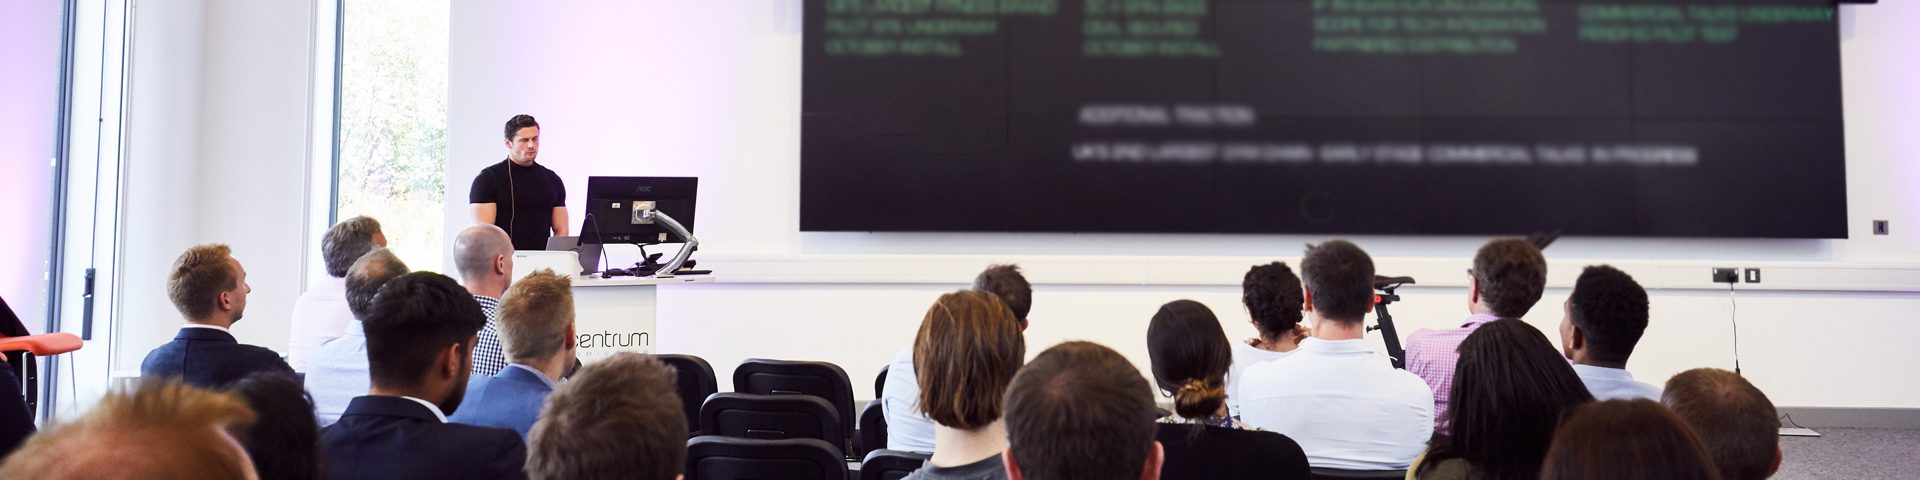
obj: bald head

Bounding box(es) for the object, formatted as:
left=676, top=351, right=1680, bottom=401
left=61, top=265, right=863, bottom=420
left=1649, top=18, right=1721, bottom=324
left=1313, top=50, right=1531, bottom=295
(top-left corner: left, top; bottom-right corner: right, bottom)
left=454, top=225, right=515, bottom=295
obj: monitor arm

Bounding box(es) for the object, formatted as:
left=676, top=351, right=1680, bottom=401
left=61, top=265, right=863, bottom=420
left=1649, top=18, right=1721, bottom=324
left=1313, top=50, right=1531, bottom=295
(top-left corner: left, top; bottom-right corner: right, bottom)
left=638, top=208, right=698, bottom=278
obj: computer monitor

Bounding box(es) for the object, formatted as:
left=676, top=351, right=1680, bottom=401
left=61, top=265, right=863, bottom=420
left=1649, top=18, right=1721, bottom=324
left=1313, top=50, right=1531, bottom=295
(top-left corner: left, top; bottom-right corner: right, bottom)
left=581, top=176, right=698, bottom=245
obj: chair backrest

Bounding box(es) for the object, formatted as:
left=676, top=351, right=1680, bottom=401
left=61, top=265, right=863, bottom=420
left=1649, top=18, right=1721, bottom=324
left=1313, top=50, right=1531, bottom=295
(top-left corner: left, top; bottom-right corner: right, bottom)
left=860, top=449, right=930, bottom=480
left=1310, top=467, right=1409, bottom=480
left=856, top=400, right=887, bottom=458
left=733, top=358, right=857, bottom=446
left=654, top=354, right=718, bottom=436
left=873, top=365, right=888, bottom=398
left=686, top=436, right=849, bottom=480
left=699, top=392, right=846, bottom=453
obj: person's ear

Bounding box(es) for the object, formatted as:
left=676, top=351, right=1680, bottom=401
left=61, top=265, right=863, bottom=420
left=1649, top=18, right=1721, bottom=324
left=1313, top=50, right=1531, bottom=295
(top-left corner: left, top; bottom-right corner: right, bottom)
left=1570, top=326, right=1586, bottom=351
left=494, top=254, right=510, bottom=276
left=1469, top=276, right=1481, bottom=305
left=1139, top=441, right=1164, bottom=480
left=442, top=343, right=464, bottom=380
left=1003, top=449, right=1023, bottom=480
left=1770, top=444, right=1783, bottom=477
left=1301, top=287, right=1315, bottom=312
left=564, top=323, right=578, bottom=353
left=217, top=291, right=234, bottom=313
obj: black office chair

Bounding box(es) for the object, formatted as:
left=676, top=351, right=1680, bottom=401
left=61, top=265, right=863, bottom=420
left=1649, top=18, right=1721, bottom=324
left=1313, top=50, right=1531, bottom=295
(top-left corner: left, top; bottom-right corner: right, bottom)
left=655, top=354, right=718, bottom=436
left=733, top=359, right=858, bottom=453
left=873, top=365, right=889, bottom=398
left=1310, top=467, right=1409, bottom=479
left=860, top=449, right=929, bottom=480
left=686, top=436, right=849, bottom=480
left=699, top=392, right=846, bottom=454
left=856, top=400, right=887, bottom=457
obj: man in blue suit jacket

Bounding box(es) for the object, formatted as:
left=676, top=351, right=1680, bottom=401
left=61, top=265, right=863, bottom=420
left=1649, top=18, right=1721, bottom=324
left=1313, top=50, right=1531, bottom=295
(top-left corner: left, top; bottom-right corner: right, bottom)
left=320, top=272, right=526, bottom=480
left=450, top=269, right=577, bottom=438
left=140, top=244, right=294, bottom=388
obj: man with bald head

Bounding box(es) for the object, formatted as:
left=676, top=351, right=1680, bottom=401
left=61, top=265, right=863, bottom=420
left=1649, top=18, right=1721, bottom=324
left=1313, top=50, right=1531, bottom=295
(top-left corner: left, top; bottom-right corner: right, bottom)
left=455, top=224, right=516, bottom=377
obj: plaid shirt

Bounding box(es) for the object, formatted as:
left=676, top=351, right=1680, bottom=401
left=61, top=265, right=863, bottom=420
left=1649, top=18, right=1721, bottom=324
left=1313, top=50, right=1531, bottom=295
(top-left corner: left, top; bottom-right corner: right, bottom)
left=471, top=295, right=508, bottom=377
left=1403, top=312, right=1502, bottom=433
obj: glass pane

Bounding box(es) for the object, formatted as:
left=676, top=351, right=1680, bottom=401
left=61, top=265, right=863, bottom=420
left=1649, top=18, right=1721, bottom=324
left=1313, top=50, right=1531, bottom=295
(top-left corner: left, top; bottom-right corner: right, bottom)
left=335, top=0, right=449, bottom=273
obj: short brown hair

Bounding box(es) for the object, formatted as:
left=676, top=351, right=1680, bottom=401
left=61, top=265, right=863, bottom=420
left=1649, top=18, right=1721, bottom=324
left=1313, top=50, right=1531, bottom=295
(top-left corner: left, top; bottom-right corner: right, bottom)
left=168, top=244, right=239, bottom=320
left=527, top=353, right=685, bottom=480
left=914, top=290, right=1025, bottom=430
left=1300, top=240, right=1376, bottom=322
left=500, top=269, right=575, bottom=362
left=1005, top=341, right=1157, bottom=480
left=1541, top=399, right=1722, bottom=480
left=973, top=264, right=1033, bottom=322
left=1472, top=238, right=1548, bottom=318
left=1663, top=369, right=1779, bottom=480
left=1, top=380, right=258, bottom=479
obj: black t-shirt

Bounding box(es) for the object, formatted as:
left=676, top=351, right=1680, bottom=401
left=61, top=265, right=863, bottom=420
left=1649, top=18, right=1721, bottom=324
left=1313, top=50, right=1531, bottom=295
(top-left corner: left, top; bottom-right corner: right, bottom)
left=1156, top=423, right=1313, bottom=480
left=469, top=159, right=566, bottom=251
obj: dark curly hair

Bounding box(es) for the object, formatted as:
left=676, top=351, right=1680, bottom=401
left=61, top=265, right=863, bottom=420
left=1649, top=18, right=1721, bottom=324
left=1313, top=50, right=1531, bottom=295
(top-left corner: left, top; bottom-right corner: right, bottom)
left=1242, top=262, right=1305, bottom=340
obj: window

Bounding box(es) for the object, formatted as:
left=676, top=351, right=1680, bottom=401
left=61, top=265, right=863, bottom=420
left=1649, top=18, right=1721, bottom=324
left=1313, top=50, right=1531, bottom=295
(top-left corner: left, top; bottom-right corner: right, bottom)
left=333, top=0, right=450, bottom=272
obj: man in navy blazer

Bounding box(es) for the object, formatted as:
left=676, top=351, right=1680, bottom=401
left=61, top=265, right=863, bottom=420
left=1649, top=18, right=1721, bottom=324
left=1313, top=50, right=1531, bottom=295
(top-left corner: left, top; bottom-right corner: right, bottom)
left=140, top=244, right=294, bottom=388
left=450, top=269, right=577, bottom=438
left=320, top=271, right=527, bottom=480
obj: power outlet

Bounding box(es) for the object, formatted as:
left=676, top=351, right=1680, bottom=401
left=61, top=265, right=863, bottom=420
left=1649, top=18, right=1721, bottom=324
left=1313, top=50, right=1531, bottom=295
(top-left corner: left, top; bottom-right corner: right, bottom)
left=1712, top=267, right=1740, bottom=284
left=1743, top=268, right=1762, bottom=284
left=1874, top=220, right=1890, bottom=236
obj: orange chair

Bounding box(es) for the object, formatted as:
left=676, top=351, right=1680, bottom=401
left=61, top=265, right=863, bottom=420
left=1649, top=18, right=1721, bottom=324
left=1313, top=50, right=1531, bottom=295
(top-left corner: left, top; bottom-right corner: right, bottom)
left=0, top=333, right=85, bottom=420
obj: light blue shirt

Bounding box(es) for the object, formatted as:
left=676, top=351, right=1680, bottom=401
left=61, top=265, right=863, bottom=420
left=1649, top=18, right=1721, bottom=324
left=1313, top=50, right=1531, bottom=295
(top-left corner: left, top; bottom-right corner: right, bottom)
left=306, top=320, right=371, bottom=427
left=1572, top=364, right=1662, bottom=401
left=881, top=346, right=936, bottom=453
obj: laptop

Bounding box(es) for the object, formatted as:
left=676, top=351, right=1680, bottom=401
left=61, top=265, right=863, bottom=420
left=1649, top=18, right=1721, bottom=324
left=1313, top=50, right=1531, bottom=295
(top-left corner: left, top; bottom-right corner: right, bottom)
left=544, top=236, right=604, bottom=274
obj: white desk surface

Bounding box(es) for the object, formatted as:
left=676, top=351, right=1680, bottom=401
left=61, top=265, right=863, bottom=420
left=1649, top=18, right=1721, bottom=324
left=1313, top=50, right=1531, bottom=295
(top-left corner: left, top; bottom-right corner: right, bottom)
left=570, top=275, right=717, bottom=288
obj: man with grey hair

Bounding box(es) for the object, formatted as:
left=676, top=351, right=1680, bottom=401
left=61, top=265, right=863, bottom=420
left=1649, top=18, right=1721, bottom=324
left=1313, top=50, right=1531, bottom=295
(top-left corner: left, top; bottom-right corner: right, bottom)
left=454, top=224, right=515, bottom=377
left=288, top=216, right=386, bottom=372
left=306, top=247, right=408, bottom=426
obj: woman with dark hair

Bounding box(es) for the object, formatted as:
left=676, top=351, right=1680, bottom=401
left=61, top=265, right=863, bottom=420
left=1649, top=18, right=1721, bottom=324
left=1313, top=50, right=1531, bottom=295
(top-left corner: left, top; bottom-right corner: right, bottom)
left=1228, top=262, right=1309, bottom=418
left=1147, top=300, right=1311, bottom=480
left=1411, top=319, right=1594, bottom=479
left=231, top=372, right=325, bottom=480
left=1541, top=399, right=1722, bottom=480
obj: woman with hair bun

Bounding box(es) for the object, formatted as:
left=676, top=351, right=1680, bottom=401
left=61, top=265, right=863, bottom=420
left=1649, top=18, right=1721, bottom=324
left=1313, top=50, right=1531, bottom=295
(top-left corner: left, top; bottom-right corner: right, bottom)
left=1147, top=300, right=1312, bottom=480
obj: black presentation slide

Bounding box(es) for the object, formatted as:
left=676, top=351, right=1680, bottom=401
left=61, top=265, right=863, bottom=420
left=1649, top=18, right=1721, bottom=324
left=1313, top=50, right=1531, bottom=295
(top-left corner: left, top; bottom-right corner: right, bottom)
left=801, top=0, right=1846, bottom=238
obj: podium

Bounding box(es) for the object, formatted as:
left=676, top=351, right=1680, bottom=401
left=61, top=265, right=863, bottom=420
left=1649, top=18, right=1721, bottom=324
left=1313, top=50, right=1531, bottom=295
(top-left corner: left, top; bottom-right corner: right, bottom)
left=569, top=275, right=713, bottom=363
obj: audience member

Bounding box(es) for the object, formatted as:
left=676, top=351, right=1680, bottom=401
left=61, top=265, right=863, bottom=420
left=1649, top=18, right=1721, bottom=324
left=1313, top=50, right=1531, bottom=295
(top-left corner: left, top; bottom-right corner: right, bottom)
left=1541, top=399, right=1722, bottom=480
left=455, top=224, right=517, bottom=377
left=1411, top=319, right=1593, bottom=480
left=141, top=244, right=294, bottom=388
left=307, top=247, right=408, bottom=426
left=1664, top=368, right=1783, bottom=480
left=1228, top=262, right=1308, bottom=418
left=526, top=353, right=685, bottom=480
left=1404, top=238, right=1546, bottom=430
left=450, top=269, right=577, bottom=438
left=1003, top=341, right=1161, bottom=480
left=885, top=264, right=1033, bottom=453
left=233, top=372, right=325, bottom=480
left=288, top=216, right=385, bottom=372
left=1560, top=265, right=1661, bottom=400
left=1146, top=300, right=1310, bottom=480
left=1237, top=240, right=1434, bottom=470
left=903, top=290, right=1025, bottom=480
left=0, top=380, right=257, bottom=479
left=320, top=272, right=525, bottom=480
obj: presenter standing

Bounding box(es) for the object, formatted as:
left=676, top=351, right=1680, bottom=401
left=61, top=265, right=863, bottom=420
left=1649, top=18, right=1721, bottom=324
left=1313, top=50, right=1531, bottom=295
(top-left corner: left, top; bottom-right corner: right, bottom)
left=470, top=114, right=569, bottom=251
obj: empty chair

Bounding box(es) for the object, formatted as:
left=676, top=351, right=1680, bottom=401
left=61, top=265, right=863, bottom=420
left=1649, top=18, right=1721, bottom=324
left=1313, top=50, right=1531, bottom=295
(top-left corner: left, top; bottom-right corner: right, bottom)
left=656, top=354, right=718, bottom=436
left=1311, top=467, right=1409, bottom=479
left=699, top=392, right=845, bottom=454
left=686, top=436, right=848, bottom=480
left=733, top=359, right=857, bottom=451
left=860, top=449, right=931, bottom=480
left=856, top=400, right=887, bottom=458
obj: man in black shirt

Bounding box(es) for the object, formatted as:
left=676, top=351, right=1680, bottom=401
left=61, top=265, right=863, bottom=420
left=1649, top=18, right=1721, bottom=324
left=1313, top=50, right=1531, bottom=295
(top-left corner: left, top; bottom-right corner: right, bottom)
left=470, top=114, right=569, bottom=251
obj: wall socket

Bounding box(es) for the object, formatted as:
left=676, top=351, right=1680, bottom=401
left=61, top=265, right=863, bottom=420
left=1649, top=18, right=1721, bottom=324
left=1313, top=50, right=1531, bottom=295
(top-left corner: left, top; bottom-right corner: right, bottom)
left=1874, top=220, right=1890, bottom=236
left=1712, top=267, right=1740, bottom=284
left=1743, top=268, right=1762, bottom=283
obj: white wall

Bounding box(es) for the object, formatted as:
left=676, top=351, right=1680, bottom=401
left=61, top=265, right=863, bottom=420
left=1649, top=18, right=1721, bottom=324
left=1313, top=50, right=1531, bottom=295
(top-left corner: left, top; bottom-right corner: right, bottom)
left=0, top=0, right=64, bottom=333
left=113, top=0, right=314, bottom=372
left=448, top=1, right=1920, bottom=410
